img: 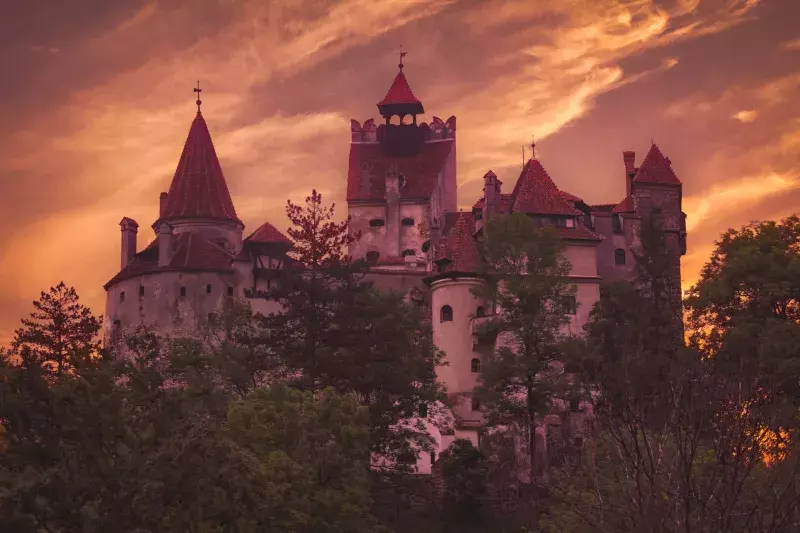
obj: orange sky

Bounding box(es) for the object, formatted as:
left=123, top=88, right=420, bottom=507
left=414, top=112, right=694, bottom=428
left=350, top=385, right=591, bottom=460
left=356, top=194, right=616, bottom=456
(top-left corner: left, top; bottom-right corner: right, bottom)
left=1, top=0, right=799, bottom=345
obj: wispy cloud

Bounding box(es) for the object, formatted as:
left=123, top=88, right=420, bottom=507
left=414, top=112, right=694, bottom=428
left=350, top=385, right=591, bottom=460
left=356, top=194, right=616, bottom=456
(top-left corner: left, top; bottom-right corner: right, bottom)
left=732, top=109, right=757, bottom=122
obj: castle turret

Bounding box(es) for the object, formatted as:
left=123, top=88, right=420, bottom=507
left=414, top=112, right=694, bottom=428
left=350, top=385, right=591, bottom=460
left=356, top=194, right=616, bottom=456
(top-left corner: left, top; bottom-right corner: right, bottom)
left=377, top=55, right=425, bottom=157
left=481, top=170, right=502, bottom=226
left=623, top=151, right=636, bottom=197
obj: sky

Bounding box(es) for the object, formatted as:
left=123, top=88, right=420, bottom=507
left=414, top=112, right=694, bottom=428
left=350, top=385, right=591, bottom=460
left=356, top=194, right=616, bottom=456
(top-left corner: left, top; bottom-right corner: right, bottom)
left=0, top=0, right=798, bottom=344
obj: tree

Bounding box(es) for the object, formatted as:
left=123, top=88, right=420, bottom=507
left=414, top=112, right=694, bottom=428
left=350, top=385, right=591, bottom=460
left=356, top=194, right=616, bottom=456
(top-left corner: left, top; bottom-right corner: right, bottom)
left=257, top=190, right=444, bottom=468
left=9, top=281, right=102, bottom=376
left=437, top=439, right=488, bottom=530
left=472, top=213, right=576, bottom=483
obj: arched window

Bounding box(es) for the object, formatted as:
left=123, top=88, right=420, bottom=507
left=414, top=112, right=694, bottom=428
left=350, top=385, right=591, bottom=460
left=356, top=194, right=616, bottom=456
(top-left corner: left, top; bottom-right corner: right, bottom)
left=180, top=286, right=187, bottom=297
left=615, top=248, right=626, bottom=265
left=401, top=217, right=415, bottom=226
left=119, top=291, right=125, bottom=303
left=476, top=306, right=486, bottom=318
left=369, top=219, right=385, bottom=228
left=471, top=397, right=481, bottom=411
left=366, top=251, right=380, bottom=263
left=471, top=358, right=480, bottom=373
left=440, top=305, right=453, bottom=322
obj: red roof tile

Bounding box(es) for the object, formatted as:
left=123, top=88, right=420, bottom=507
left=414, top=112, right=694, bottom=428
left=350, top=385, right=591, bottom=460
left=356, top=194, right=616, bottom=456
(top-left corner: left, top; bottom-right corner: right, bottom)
left=632, top=144, right=681, bottom=186
left=378, top=70, right=422, bottom=108
left=161, top=113, right=240, bottom=222
left=245, top=221, right=292, bottom=246
left=611, top=195, right=635, bottom=213
left=554, top=226, right=603, bottom=242
left=104, top=232, right=235, bottom=288
left=472, top=194, right=512, bottom=213
left=509, top=159, right=582, bottom=216
left=347, top=140, right=454, bottom=202
left=559, top=190, right=583, bottom=203
left=434, top=212, right=479, bottom=273
left=590, top=204, right=617, bottom=212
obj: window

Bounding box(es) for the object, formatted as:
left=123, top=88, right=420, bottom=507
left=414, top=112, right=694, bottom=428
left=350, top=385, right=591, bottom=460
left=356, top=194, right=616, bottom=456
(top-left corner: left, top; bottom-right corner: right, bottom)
left=440, top=305, right=453, bottom=322
left=612, top=215, right=623, bottom=234
left=564, top=295, right=577, bottom=315
left=570, top=398, right=581, bottom=412
left=366, top=251, right=380, bottom=263
left=471, top=358, right=481, bottom=373
left=369, top=219, right=385, bottom=228
left=401, top=249, right=416, bottom=256
left=472, top=397, right=481, bottom=411
left=556, top=217, right=575, bottom=228
left=401, top=217, right=415, bottom=226
left=476, top=306, right=486, bottom=318
left=653, top=207, right=662, bottom=215
left=419, top=403, right=428, bottom=418
left=227, top=286, right=234, bottom=297
left=206, top=284, right=212, bottom=294
left=615, top=248, right=626, bottom=265
left=119, top=291, right=125, bottom=303
left=421, top=240, right=431, bottom=253
left=139, top=286, right=145, bottom=298
left=180, top=286, right=186, bottom=297
left=113, top=319, right=121, bottom=328
left=430, top=451, right=436, bottom=465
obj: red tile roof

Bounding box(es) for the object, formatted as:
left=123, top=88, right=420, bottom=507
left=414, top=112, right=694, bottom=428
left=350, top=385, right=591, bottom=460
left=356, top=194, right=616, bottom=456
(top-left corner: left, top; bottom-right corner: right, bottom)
left=589, top=204, right=616, bottom=212
left=347, top=140, right=454, bottom=202
left=509, top=159, right=582, bottom=216
left=559, top=190, right=583, bottom=203
left=611, top=195, right=635, bottom=213
left=378, top=70, right=422, bottom=108
left=472, top=193, right=512, bottom=213
left=104, top=232, right=235, bottom=289
left=434, top=212, right=479, bottom=273
left=245, top=221, right=292, bottom=246
left=161, top=113, right=240, bottom=222
left=554, top=226, right=603, bottom=242
left=632, top=144, right=681, bottom=186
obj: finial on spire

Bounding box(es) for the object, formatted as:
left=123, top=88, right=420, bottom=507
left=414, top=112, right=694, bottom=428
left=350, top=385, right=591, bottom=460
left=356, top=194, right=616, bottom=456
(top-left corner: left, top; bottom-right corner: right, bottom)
left=399, top=45, right=407, bottom=70
left=194, top=81, right=203, bottom=113
left=531, top=135, right=536, bottom=158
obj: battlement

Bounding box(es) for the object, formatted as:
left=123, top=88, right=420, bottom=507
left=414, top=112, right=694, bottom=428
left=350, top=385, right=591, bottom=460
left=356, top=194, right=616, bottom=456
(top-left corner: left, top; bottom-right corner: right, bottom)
left=351, top=116, right=456, bottom=144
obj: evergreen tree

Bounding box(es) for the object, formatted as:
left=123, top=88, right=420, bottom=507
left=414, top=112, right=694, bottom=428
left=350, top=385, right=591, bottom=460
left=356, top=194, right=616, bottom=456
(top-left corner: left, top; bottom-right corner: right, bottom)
left=472, top=213, right=576, bottom=483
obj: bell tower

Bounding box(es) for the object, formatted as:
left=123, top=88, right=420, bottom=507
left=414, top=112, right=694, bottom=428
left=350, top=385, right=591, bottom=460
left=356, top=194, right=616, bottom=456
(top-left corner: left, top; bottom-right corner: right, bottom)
left=376, top=51, right=425, bottom=157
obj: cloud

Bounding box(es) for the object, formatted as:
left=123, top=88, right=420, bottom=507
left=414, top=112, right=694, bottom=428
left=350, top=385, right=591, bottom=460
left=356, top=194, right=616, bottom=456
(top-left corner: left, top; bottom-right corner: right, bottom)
left=732, top=110, right=757, bottom=122
left=779, top=37, right=800, bottom=51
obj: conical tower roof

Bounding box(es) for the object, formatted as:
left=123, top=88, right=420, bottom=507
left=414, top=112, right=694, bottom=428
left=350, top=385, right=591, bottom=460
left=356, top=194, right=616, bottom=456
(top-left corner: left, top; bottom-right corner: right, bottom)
left=161, top=112, right=240, bottom=222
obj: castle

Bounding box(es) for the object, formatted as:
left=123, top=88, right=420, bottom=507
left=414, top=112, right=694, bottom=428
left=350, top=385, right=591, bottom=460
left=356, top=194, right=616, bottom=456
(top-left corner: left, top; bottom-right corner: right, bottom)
left=104, top=59, right=687, bottom=474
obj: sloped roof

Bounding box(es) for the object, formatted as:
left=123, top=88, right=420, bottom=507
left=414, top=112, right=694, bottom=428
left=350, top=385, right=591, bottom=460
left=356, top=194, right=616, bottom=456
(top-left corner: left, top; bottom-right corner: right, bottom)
left=104, top=232, right=235, bottom=288
left=245, top=221, right=292, bottom=246
left=378, top=69, right=423, bottom=108
left=347, top=140, right=454, bottom=202
left=434, top=212, right=479, bottom=273
left=632, top=143, right=681, bottom=186
left=472, top=193, right=512, bottom=213
left=509, top=159, right=582, bottom=216
left=611, top=195, right=635, bottom=214
left=589, top=204, right=617, bottom=212
left=559, top=190, right=583, bottom=203
left=161, top=112, right=240, bottom=222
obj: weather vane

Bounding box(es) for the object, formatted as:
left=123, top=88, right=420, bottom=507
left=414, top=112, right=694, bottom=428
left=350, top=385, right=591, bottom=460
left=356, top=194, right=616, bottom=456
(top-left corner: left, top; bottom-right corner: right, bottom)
left=194, top=81, right=202, bottom=113
left=399, top=45, right=407, bottom=70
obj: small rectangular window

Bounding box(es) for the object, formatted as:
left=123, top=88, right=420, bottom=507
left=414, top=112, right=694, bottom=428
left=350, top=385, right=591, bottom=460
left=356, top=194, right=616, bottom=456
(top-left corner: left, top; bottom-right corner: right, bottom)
left=180, top=286, right=186, bottom=297
left=206, top=284, right=212, bottom=294
left=139, top=286, right=144, bottom=298
left=227, top=286, right=234, bottom=297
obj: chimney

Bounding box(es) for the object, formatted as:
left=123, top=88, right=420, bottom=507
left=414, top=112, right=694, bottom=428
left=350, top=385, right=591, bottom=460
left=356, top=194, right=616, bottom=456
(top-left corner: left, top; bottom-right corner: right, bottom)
left=159, top=192, right=168, bottom=218
left=384, top=165, right=401, bottom=257
left=482, top=171, right=502, bottom=224
left=623, top=151, right=636, bottom=197
left=119, top=217, right=139, bottom=270
left=154, top=221, right=173, bottom=268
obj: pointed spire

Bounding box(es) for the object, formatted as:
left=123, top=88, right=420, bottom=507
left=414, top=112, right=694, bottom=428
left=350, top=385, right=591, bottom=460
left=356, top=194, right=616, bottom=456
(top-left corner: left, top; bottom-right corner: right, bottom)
left=632, top=143, right=681, bottom=186
left=377, top=50, right=424, bottom=117
left=509, top=157, right=581, bottom=216
left=160, top=109, right=240, bottom=222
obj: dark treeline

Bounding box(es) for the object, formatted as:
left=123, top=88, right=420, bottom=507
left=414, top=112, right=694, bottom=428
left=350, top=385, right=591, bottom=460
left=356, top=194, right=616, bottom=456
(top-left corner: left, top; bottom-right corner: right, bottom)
left=1, top=193, right=798, bottom=532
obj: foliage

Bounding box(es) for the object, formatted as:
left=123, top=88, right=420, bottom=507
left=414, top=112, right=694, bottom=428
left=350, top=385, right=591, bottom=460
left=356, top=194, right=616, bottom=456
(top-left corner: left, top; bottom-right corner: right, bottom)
left=472, top=213, right=576, bottom=481
left=437, top=439, right=488, bottom=528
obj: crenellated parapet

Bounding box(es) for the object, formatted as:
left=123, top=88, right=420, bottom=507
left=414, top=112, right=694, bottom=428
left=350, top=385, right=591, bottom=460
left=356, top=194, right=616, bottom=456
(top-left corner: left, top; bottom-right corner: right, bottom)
left=350, top=115, right=457, bottom=144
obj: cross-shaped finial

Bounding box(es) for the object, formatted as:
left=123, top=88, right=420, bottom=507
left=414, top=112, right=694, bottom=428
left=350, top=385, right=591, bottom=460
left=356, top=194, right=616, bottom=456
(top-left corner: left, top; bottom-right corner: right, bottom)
left=399, top=45, right=407, bottom=70
left=194, top=81, right=202, bottom=113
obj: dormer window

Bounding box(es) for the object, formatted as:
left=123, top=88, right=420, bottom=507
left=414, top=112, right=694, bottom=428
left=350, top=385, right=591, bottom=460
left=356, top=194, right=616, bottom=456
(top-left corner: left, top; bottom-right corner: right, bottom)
left=369, top=219, right=385, bottom=228
left=401, top=217, right=414, bottom=226
left=556, top=217, right=576, bottom=228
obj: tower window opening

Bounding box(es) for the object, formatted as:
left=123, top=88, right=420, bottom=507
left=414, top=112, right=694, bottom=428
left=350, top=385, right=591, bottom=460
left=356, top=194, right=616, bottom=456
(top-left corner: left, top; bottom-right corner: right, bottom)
left=564, top=295, right=577, bottom=315
left=401, top=217, right=415, bottom=226
left=476, top=306, right=485, bottom=318
left=180, top=286, right=186, bottom=297
left=119, top=291, right=125, bottom=303
left=139, top=286, right=145, bottom=298
left=369, top=219, right=385, bottom=228
left=206, top=284, right=212, bottom=294
left=472, top=397, right=481, bottom=411
left=227, top=286, right=234, bottom=297
left=612, top=215, right=623, bottom=234
left=440, top=305, right=453, bottom=322
left=431, top=451, right=436, bottom=465
left=615, top=248, right=626, bottom=265
left=471, top=358, right=481, bottom=373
